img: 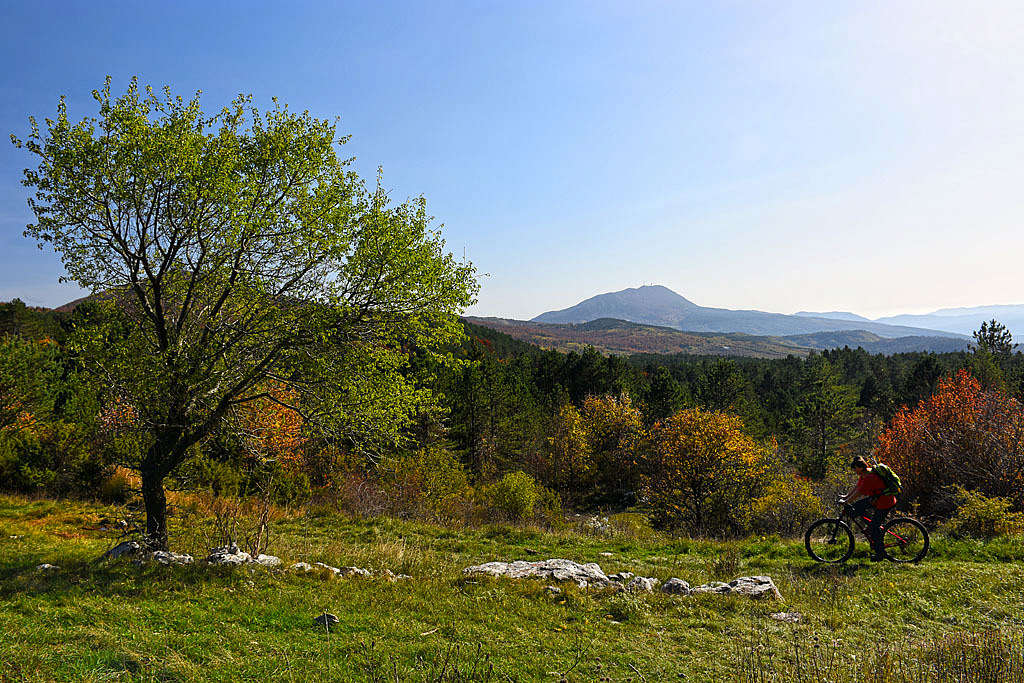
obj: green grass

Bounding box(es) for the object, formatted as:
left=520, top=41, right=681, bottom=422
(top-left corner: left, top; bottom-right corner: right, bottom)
left=1, top=495, right=1023, bottom=681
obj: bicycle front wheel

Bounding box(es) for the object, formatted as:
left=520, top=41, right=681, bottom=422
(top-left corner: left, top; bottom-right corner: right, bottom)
left=880, top=518, right=929, bottom=563
left=805, top=518, right=854, bottom=563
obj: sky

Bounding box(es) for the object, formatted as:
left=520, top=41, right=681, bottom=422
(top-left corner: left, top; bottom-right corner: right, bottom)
left=1, top=1, right=1022, bottom=320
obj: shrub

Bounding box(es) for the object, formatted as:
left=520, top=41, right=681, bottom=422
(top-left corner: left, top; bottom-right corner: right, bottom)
left=483, top=471, right=539, bottom=521
left=876, top=370, right=1024, bottom=514
left=381, top=446, right=473, bottom=521
left=645, top=408, right=774, bottom=534
left=98, top=468, right=134, bottom=503
left=942, top=487, right=1024, bottom=539
left=745, top=474, right=825, bottom=536
left=0, top=421, right=111, bottom=496
left=608, top=512, right=655, bottom=540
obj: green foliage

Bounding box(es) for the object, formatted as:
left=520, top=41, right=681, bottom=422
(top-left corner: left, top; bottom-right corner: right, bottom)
left=0, top=335, right=61, bottom=432
left=0, top=299, right=68, bottom=341
left=0, top=422, right=111, bottom=496
left=483, top=471, right=540, bottom=521
left=788, top=356, right=863, bottom=478
left=972, top=319, right=1017, bottom=358
left=743, top=474, right=825, bottom=536
left=942, top=487, right=1024, bottom=539
left=12, top=77, right=477, bottom=546
left=382, top=446, right=472, bottom=521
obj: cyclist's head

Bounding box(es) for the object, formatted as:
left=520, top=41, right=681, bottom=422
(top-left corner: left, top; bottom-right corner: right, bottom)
left=850, top=456, right=869, bottom=473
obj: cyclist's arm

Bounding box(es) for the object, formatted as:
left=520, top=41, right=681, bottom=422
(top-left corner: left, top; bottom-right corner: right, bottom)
left=841, top=485, right=862, bottom=503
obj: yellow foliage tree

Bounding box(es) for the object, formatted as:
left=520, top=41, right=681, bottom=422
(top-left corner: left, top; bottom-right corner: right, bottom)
left=646, top=408, right=773, bottom=533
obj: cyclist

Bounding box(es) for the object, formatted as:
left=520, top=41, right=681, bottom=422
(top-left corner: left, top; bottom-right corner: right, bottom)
left=840, top=456, right=898, bottom=561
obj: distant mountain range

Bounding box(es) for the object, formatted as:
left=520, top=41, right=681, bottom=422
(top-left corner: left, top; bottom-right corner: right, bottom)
left=532, top=286, right=970, bottom=339
left=466, top=317, right=971, bottom=358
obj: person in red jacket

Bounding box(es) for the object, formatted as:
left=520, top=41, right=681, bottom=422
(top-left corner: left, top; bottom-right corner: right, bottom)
left=841, top=456, right=897, bottom=560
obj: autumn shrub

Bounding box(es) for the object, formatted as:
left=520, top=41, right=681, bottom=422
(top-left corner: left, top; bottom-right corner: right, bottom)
left=744, top=474, right=825, bottom=536
left=482, top=471, right=539, bottom=521
left=579, top=394, right=646, bottom=506
left=326, top=470, right=388, bottom=517
left=545, top=402, right=592, bottom=497
left=942, top=487, right=1024, bottom=539
left=608, top=511, right=656, bottom=540
left=545, top=394, right=645, bottom=508
left=875, top=370, right=1024, bottom=514
left=381, top=446, right=473, bottom=521
left=644, top=407, right=774, bottom=535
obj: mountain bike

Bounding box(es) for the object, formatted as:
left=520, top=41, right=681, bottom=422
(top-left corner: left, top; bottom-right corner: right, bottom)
left=805, top=500, right=929, bottom=563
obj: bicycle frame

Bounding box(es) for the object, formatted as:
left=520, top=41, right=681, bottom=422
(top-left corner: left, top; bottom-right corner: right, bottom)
left=839, top=503, right=912, bottom=550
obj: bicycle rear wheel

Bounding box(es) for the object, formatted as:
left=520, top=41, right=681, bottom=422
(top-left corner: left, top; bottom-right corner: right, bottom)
left=880, top=517, right=929, bottom=563
left=805, top=518, right=854, bottom=563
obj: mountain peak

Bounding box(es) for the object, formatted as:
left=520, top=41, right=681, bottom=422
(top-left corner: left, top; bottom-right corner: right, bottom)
left=532, top=285, right=698, bottom=325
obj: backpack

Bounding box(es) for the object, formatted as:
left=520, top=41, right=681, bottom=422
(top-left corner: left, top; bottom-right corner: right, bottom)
left=872, top=462, right=902, bottom=497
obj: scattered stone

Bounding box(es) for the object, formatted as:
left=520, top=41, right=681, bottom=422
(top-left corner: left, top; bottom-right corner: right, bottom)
left=254, top=554, right=282, bottom=568
left=314, top=561, right=341, bottom=574
left=769, top=611, right=802, bottom=623
left=690, top=581, right=729, bottom=594
left=394, top=574, right=412, bottom=580
left=337, top=566, right=372, bottom=578
left=691, top=576, right=781, bottom=600
left=728, top=576, right=782, bottom=600
left=599, top=552, right=614, bottom=558
left=661, top=578, right=691, bottom=595
left=291, top=562, right=314, bottom=572
left=35, top=563, right=60, bottom=572
left=626, top=576, right=660, bottom=593
left=207, top=544, right=252, bottom=566
left=102, top=541, right=142, bottom=561
left=463, top=559, right=611, bottom=588
left=545, top=585, right=563, bottom=596
left=313, top=612, right=339, bottom=628
left=462, top=561, right=781, bottom=601
left=151, top=551, right=194, bottom=565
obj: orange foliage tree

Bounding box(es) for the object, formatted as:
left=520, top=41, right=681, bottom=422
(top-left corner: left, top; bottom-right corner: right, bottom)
left=875, top=370, right=1024, bottom=513
left=645, top=408, right=774, bottom=533
left=235, top=384, right=307, bottom=473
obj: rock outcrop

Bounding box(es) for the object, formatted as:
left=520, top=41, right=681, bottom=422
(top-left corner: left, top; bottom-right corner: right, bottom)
left=463, top=559, right=781, bottom=600
left=690, top=575, right=781, bottom=600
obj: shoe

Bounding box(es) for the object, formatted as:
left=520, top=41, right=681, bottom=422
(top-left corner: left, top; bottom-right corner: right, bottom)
left=869, top=553, right=885, bottom=562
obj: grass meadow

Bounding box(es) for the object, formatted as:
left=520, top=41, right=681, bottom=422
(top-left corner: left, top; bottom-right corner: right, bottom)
left=1, top=494, right=1023, bottom=681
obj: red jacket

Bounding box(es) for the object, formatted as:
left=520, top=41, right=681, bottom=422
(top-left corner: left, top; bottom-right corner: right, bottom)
left=855, top=470, right=897, bottom=509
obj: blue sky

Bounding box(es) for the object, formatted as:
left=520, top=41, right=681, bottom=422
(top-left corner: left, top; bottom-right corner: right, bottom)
left=2, top=1, right=1022, bottom=319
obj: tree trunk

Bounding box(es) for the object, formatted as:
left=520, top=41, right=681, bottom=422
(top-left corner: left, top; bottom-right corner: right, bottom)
left=141, top=466, right=169, bottom=550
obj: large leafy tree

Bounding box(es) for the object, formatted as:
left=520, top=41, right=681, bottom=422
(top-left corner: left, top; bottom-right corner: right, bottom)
left=12, top=78, right=477, bottom=548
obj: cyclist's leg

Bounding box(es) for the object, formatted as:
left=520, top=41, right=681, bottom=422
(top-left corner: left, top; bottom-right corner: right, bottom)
left=868, top=506, right=891, bottom=557
left=850, top=498, right=872, bottom=520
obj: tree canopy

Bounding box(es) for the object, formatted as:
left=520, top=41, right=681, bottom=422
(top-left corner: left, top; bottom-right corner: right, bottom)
left=12, top=78, right=477, bottom=547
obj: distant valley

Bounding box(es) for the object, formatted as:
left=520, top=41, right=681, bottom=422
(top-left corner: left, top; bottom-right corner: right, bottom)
left=465, top=317, right=970, bottom=358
